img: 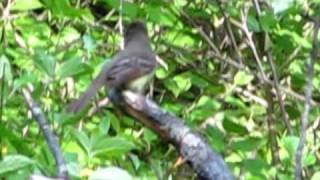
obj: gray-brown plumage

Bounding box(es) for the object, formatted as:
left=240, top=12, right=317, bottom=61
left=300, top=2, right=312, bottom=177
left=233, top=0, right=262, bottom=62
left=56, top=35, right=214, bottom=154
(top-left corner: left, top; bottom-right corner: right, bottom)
left=68, top=21, right=156, bottom=113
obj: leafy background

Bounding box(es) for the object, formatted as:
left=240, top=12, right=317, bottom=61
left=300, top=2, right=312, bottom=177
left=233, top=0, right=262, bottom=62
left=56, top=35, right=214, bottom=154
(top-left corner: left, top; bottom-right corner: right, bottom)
left=0, top=0, right=320, bottom=179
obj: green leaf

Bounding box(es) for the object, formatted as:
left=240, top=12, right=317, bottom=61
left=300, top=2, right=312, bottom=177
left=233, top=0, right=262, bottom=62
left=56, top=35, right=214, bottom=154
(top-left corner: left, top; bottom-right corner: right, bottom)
left=282, top=136, right=299, bottom=157
left=0, top=155, right=34, bottom=175
left=223, top=118, right=248, bottom=135
left=230, top=138, right=262, bottom=152
left=155, top=62, right=176, bottom=79
left=243, top=159, right=269, bottom=177
left=72, top=130, right=91, bottom=156
left=164, top=73, right=192, bottom=97
left=174, top=74, right=192, bottom=91
left=206, top=126, right=225, bottom=152
left=14, top=73, right=38, bottom=88
left=105, top=0, right=139, bottom=17
left=89, top=167, right=132, bottom=180
left=247, top=15, right=261, bottom=32
left=33, top=51, right=56, bottom=77
left=57, top=57, right=89, bottom=79
left=91, top=137, right=136, bottom=157
left=12, top=0, right=43, bottom=11
left=277, top=29, right=311, bottom=48
left=0, top=55, right=13, bottom=82
left=304, top=153, right=316, bottom=166
left=311, top=172, right=320, bottom=180
left=143, top=128, right=158, bottom=143
left=99, top=117, right=110, bottom=136
left=260, top=10, right=278, bottom=31
left=83, top=34, right=97, bottom=53
left=270, top=0, right=294, bottom=14
left=145, top=5, right=177, bottom=26
left=108, top=112, right=120, bottom=134
left=196, top=96, right=221, bottom=109
left=234, top=71, right=254, bottom=86
left=42, top=0, right=89, bottom=18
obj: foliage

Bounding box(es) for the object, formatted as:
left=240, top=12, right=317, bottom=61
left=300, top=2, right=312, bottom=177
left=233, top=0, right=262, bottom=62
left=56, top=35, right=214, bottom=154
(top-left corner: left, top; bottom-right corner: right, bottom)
left=0, top=0, right=320, bottom=179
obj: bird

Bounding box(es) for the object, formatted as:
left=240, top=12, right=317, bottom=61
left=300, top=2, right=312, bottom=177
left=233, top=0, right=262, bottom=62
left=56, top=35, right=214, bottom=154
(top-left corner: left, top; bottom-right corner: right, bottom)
left=68, top=21, right=157, bottom=113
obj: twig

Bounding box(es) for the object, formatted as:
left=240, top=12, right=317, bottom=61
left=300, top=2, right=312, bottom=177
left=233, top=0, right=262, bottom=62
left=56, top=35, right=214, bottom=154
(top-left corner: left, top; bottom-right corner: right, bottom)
left=109, top=90, right=235, bottom=180
left=252, top=0, right=293, bottom=134
left=208, top=52, right=320, bottom=106
left=295, top=19, right=320, bottom=180
left=265, top=85, right=280, bottom=164
left=239, top=7, right=267, bottom=81
left=22, top=88, right=68, bottom=179
left=180, top=10, right=221, bottom=55
left=0, top=65, right=5, bottom=122
left=180, top=1, right=319, bottom=113
left=118, top=0, right=124, bottom=50
left=214, top=0, right=243, bottom=64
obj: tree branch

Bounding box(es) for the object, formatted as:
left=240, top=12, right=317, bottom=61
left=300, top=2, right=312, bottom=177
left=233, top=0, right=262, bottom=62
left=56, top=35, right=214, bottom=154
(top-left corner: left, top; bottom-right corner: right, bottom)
left=295, top=19, right=320, bottom=180
left=109, top=90, right=234, bottom=180
left=22, top=88, right=68, bottom=179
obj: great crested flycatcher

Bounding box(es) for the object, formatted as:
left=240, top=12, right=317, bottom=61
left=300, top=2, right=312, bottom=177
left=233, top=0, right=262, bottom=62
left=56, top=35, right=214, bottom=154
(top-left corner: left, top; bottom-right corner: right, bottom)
left=68, top=21, right=157, bottom=113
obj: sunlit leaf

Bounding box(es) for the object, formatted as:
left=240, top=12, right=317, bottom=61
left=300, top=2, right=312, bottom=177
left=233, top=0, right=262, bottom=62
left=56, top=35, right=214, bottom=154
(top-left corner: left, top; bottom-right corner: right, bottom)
left=0, top=155, right=34, bottom=175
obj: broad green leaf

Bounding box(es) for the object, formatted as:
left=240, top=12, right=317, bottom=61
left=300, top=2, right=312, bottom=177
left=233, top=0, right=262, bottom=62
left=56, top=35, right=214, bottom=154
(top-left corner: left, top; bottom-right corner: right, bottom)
left=206, top=126, right=225, bottom=152
left=145, top=5, right=176, bottom=26
left=196, top=96, right=221, bottom=109
left=33, top=51, right=56, bottom=77
left=234, top=71, right=254, bottom=86
left=143, top=128, right=158, bottom=143
left=72, top=130, right=91, bottom=156
left=155, top=62, right=176, bottom=79
left=13, top=73, right=38, bottom=88
left=57, top=57, right=89, bottom=79
left=60, top=27, right=81, bottom=44
left=225, top=96, right=248, bottom=109
left=128, top=154, right=141, bottom=171
left=89, top=167, right=132, bottom=180
left=42, top=0, right=89, bottom=18
left=12, top=0, right=43, bottom=10
left=304, top=153, right=316, bottom=166
left=223, top=118, right=248, bottom=135
left=91, top=137, right=136, bottom=157
left=260, top=10, right=278, bottom=31
left=277, top=29, right=311, bottom=48
left=164, top=72, right=194, bottom=97
left=164, top=79, right=180, bottom=97
left=108, top=112, right=120, bottom=134
left=247, top=16, right=261, bottom=32
left=0, top=155, right=34, bottom=175
left=311, top=172, right=320, bottom=180
left=83, top=34, right=97, bottom=53
left=282, top=136, right=299, bottom=157
left=99, top=117, right=110, bottom=136
left=105, top=0, right=139, bottom=17
left=230, top=138, right=262, bottom=152
left=0, top=55, right=13, bottom=82
left=243, top=159, right=269, bottom=177
left=269, top=0, right=294, bottom=14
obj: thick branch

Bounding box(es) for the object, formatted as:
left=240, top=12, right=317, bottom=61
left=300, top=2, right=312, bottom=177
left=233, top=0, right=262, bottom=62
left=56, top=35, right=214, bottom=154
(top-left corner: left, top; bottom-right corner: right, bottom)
left=109, top=90, right=234, bottom=180
left=22, top=88, right=68, bottom=179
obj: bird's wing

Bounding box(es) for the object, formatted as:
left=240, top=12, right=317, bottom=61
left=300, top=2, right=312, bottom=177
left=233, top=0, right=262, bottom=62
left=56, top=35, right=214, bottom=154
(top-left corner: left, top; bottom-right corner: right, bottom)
left=105, top=55, right=156, bottom=89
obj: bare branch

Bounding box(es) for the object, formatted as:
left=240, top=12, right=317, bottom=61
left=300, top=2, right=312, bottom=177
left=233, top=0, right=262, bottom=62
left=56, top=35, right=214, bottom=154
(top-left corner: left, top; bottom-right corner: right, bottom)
left=109, top=90, right=235, bottom=180
left=295, top=19, right=320, bottom=180
left=252, top=0, right=292, bottom=134
left=22, top=88, right=68, bottom=179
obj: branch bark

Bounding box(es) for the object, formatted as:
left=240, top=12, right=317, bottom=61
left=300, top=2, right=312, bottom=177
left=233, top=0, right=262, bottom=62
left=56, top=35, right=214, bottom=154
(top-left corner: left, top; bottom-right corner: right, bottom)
left=22, top=88, right=68, bottom=180
left=109, top=89, right=234, bottom=180
left=295, top=19, right=320, bottom=180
